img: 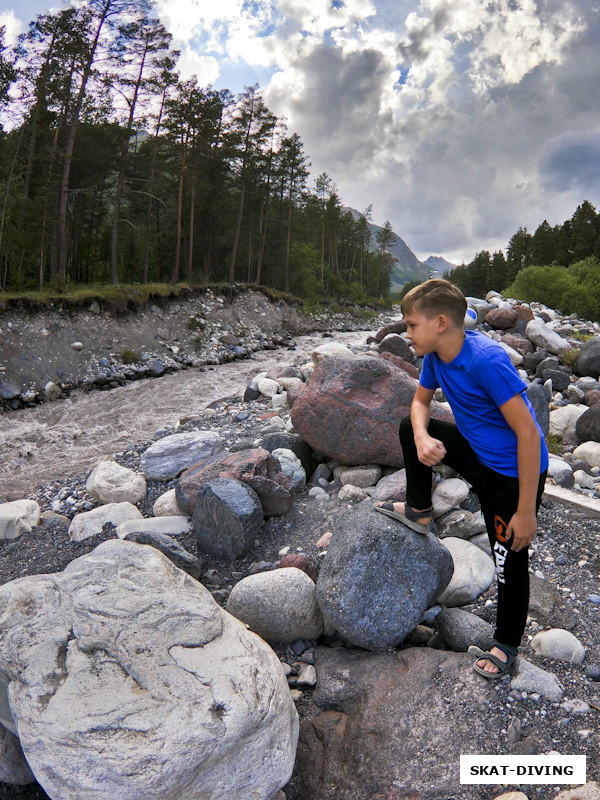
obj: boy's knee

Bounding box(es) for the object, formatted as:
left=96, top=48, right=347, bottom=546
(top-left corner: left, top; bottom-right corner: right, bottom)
left=400, top=416, right=413, bottom=435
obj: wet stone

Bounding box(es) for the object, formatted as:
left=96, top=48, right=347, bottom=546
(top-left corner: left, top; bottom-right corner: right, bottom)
left=192, top=478, right=264, bottom=560
left=123, top=531, right=202, bottom=579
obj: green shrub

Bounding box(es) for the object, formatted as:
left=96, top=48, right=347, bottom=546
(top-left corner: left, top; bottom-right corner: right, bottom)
left=505, top=264, right=571, bottom=309
left=121, top=348, right=141, bottom=364
left=504, top=257, right=600, bottom=323
left=560, top=348, right=580, bottom=368
left=545, top=433, right=563, bottom=456
left=186, top=316, right=205, bottom=330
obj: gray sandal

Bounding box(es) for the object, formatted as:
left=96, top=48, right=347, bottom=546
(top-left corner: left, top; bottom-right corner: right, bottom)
left=468, top=643, right=517, bottom=679
left=373, top=502, right=433, bottom=534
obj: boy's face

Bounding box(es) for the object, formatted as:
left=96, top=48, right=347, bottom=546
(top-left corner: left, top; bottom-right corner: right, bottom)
left=403, top=309, right=446, bottom=356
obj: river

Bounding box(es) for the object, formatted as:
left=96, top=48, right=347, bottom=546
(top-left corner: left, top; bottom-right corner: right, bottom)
left=0, top=328, right=377, bottom=501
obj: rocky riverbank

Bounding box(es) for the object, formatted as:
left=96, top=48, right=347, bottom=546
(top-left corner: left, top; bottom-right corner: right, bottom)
left=0, top=287, right=381, bottom=412
left=1, top=290, right=600, bottom=800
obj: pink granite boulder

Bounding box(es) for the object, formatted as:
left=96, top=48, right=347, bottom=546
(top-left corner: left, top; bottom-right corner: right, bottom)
left=484, top=307, right=519, bottom=330
left=290, top=356, right=452, bottom=467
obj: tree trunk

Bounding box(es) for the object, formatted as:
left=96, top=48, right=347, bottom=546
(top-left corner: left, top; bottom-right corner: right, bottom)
left=186, top=180, right=194, bottom=281
left=172, top=146, right=187, bottom=283
left=38, top=125, right=62, bottom=291
left=143, top=89, right=166, bottom=284
left=0, top=129, right=24, bottom=278
left=57, top=0, right=112, bottom=289
left=110, top=42, right=148, bottom=285
left=229, top=183, right=245, bottom=283
left=256, top=195, right=270, bottom=285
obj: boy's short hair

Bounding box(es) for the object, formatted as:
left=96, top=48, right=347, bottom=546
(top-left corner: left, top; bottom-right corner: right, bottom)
left=401, top=279, right=467, bottom=327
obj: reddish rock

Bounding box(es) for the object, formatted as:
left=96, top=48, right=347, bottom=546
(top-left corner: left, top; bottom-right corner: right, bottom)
left=256, top=411, right=280, bottom=420
left=500, top=332, right=534, bottom=355
left=366, top=321, right=407, bottom=344
left=514, top=305, right=535, bottom=323
left=378, top=334, right=414, bottom=362
left=286, top=382, right=307, bottom=408
left=290, top=356, right=452, bottom=467
left=277, top=554, right=318, bottom=582
left=484, top=307, right=519, bottom=330
left=379, top=352, right=419, bottom=379
left=585, top=389, right=600, bottom=407
left=176, top=448, right=293, bottom=517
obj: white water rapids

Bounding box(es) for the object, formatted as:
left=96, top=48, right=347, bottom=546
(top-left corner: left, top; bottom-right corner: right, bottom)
left=0, top=328, right=376, bottom=501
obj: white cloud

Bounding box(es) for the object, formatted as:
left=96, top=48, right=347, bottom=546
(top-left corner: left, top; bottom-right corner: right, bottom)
left=177, top=0, right=594, bottom=263
left=176, top=47, right=221, bottom=84
left=0, top=10, right=23, bottom=45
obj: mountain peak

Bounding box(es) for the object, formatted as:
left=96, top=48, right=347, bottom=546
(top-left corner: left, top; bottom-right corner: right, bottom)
left=424, top=255, right=457, bottom=274
left=341, top=207, right=427, bottom=288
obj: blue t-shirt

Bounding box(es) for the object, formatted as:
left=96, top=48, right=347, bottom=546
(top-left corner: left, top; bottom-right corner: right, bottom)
left=419, top=330, right=549, bottom=477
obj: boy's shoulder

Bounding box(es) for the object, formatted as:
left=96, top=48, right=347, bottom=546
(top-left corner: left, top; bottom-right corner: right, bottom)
left=446, top=330, right=505, bottom=369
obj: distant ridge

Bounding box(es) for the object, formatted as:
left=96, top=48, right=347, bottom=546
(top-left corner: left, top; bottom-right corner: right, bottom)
left=342, top=207, right=427, bottom=289
left=424, top=255, right=457, bottom=275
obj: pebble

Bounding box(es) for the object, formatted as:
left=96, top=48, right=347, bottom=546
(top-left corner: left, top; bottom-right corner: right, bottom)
left=560, top=698, right=590, bottom=714
left=588, top=594, right=600, bottom=604
left=295, top=664, right=316, bottom=687
left=316, top=531, right=332, bottom=549
left=585, top=665, right=600, bottom=683
left=247, top=561, right=272, bottom=574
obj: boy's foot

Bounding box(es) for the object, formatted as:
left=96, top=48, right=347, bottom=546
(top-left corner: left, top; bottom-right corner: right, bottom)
left=372, top=501, right=433, bottom=534
left=373, top=502, right=432, bottom=526
left=468, top=643, right=517, bottom=679
left=475, top=646, right=509, bottom=675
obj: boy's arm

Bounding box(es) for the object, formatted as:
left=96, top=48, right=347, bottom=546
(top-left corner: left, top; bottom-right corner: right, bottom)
left=498, top=394, right=542, bottom=552
left=411, top=384, right=447, bottom=466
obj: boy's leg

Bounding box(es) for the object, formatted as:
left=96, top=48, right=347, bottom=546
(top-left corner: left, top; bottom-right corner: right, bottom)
left=399, top=416, right=487, bottom=512
left=477, top=470, right=546, bottom=671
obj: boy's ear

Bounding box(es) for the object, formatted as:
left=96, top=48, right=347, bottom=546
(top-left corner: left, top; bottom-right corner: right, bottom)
left=436, top=313, right=450, bottom=331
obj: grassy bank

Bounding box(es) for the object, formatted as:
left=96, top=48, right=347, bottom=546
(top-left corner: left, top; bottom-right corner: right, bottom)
left=0, top=282, right=391, bottom=316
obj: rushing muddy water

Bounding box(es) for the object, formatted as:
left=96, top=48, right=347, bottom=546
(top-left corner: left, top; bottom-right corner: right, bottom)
left=0, top=329, right=376, bottom=501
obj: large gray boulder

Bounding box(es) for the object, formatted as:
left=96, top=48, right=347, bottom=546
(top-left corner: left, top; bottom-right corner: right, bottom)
left=141, top=430, right=224, bottom=481
left=86, top=460, right=147, bottom=505
left=316, top=501, right=453, bottom=650
left=526, top=383, right=550, bottom=436
left=525, top=319, right=571, bottom=356
left=0, top=540, right=298, bottom=800
left=437, top=537, right=495, bottom=606
left=0, top=500, right=41, bottom=541
left=576, top=337, right=600, bottom=378
left=226, top=568, right=323, bottom=643
left=192, top=478, right=264, bottom=560
left=291, top=356, right=452, bottom=467
left=68, top=502, right=143, bottom=542
left=576, top=405, right=600, bottom=443
left=433, top=607, right=494, bottom=652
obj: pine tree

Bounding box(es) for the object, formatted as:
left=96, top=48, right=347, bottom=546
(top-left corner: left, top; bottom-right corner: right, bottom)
left=108, top=10, right=176, bottom=284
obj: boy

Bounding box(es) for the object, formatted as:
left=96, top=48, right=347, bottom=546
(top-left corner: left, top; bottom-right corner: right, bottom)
left=375, top=279, right=548, bottom=678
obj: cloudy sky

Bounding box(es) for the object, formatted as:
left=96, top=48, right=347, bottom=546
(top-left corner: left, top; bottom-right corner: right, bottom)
left=3, top=0, right=600, bottom=264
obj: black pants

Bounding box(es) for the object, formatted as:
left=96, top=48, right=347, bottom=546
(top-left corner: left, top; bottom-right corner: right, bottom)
left=400, top=416, right=546, bottom=649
